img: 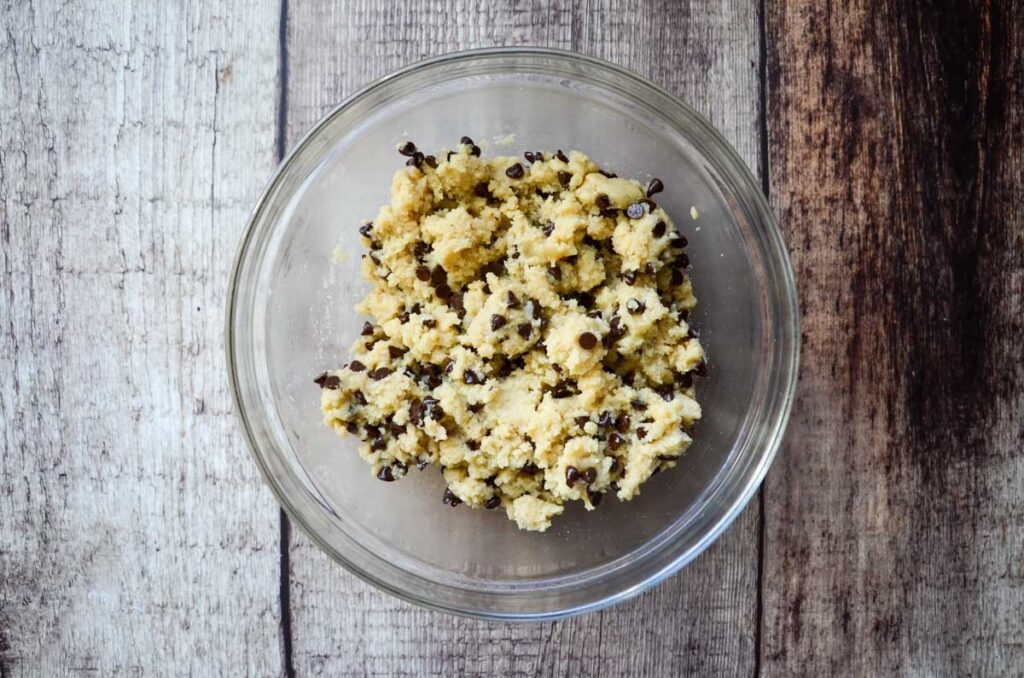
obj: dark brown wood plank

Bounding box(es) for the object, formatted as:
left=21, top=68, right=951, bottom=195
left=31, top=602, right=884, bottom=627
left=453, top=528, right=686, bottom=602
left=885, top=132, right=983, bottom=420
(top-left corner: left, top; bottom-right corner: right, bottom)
left=762, top=0, right=1024, bottom=673
left=282, top=1, right=763, bottom=675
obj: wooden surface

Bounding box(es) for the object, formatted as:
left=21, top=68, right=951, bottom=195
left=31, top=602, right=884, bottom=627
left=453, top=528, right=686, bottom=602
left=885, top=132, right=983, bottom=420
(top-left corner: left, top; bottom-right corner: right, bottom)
left=0, top=0, right=1020, bottom=676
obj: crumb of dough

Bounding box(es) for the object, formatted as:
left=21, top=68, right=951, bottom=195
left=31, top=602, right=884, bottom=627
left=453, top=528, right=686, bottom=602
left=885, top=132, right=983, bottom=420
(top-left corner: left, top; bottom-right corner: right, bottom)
left=316, top=141, right=705, bottom=531
left=690, top=206, right=700, bottom=220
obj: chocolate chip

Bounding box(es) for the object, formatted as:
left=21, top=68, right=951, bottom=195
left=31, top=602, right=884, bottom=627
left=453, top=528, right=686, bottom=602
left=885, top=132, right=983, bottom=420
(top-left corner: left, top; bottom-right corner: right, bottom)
left=608, top=433, right=623, bottom=450
left=621, top=371, right=635, bottom=387
left=398, top=312, right=410, bottom=323
left=422, top=397, right=444, bottom=420
left=695, top=360, right=707, bottom=377
left=608, top=316, right=626, bottom=342
left=646, top=178, right=664, bottom=196
left=463, top=369, right=483, bottom=385
left=626, top=298, right=645, bottom=315
left=506, top=291, right=520, bottom=308
left=359, top=223, right=372, bottom=237
left=575, top=415, right=590, bottom=427
left=582, top=468, right=597, bottom=484
left=345, top=421, right=358, bottom=434
left=595, top=194, right=610, bottom=210
left=470, top=145, right=481, bottom=157
left=537, top=189, right=552, bottom=199
left=565, top=466, right=580, bottom=486
left=578, top=332, right=598, bottom=349
left=652, top=221, right=667, bottom=238
left=548, top=265, right=562, bottom=281
left=555, top=149, right=569, bottom=163
left=599, top=169, right=618, bottom=178
left=370, top=367, right=392, bottom=381
left=388, top=345, right=407, bottom=359
left=422, top=318, right=437, bottom=328
left=598, top=411, right=615, bottom=428
left=313, top=373, right=341, bottom=389
left=442, top=488, right=462, bottom=506
left=434, top=283, right=452, bottom=300
left=406, top=151, right=425, bottom=167
left=361, top=322, right=374, bottom=336
left=353, top=390, right=367, bottom=405
left=485, top=496, right=501, bottom=509
left=558, top=171, right=572, bottom=187
left=415, top=265, right=431, bottom=281
left=615, top=413, right=630, bottom=433
left=409, top=399, right=423, bottom=426
left=523, top=462, right=540, bottom=474
left=526, top=298, right=542, bottom=318
left=631, top=399, right=647, bottom=411
left=370, top=435, right=386, bottom=452
left=588, top=489, right=603, bottom=506
left=389, top=421, right=405, bottom=437
left=482, top=259, right=506, bottom=277
left=349, top=360, right=366, bottom=372
left=467, top=440, right=480, bottom=451
left=542, top=221, right=554, bottom=237
left=587, top=309, right=602, bottom=319
left=524, top=151, right=535, bottom=163
left=413, top=241, right=431, bottom=258
left=448, top=293, right=464, bottom=311
left=417, top=459, right=430, bottom=470
left=468, top=403, right=484, bottom=413
left=551, top=381, right=574, bottom=399
left=679, top=308, right=690, bottom=321
left=677, top=252, right=690, bottom=269
left=669, top=269, right=684, bottom=286
left=678, top=372, right=694, bottom=389
left=533, top=151, right=543, bottom=161
left=424, top=155, right=438, bottom=168
left=671, top=233, right=689, bottom=248
left=622, top=270, right=637, bottom=285
left=377, top=466, right=395, bottom=481
left=517, top=322, right=532, bottom=339
left=642, top=198, right=658, bottom=212
left=460, top=135, right=474, bottom=146
left=626, top=202, right=645, bottom=219
left=656, top=385, right=674, bottom=401
left=398, top=141, right=417, bottom=156
left=506, top=163, right=525, bottom=179
left=490, top=314, right=507, bottom=331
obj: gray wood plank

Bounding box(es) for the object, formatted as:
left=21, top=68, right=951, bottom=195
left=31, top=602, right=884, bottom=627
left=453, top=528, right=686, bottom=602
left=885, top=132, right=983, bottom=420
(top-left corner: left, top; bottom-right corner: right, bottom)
left=282, top=1, right=763, bottom=675
left=0, top=1, right=284, bottom=674
left=762, top=0, right=1024, bottom=674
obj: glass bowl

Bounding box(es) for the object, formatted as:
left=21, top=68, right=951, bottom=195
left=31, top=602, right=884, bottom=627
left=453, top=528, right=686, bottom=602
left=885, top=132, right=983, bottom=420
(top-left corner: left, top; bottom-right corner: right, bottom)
left=227, top=47, right=799, bottom=620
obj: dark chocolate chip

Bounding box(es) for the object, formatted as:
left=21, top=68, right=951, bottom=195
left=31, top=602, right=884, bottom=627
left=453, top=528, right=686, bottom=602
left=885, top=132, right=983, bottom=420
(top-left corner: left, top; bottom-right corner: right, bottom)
left=422, top=397, right=444, bottom=420
left=622, top=270, right=637, bottom=285
left=377, top=466, right=395, bottom=481
left=359, top=223, right=373, bottom=237
left=548, top=265, right=562, bottom=281
left=474, top=182, right=491, bottom=199
left=670, top=269, right=684, bottom=286
left=460, top=136, right=474, bottom=146
left=608, top=316, right=627, bottom=342
left=517, top=322, right=532, bottom=339
left=656, top=385, right=675, bottom=401
left=389, top=421, right=405, bottom=437
left=646, top=178, right=664, bottom=196
left=415, top=265, right=431, bottom=281
left=599, top=169, right=618, bottom=178
left=434, top=283, right=452, bottom=300
left=422, top=318, right=438, bottom=328
left=578, top=332, right=598, bottom=349
left=551, top=381, right=574, bottom=399
left=353, top=390, right=367, bottom=405
left=388, top=345, right=407, bottom=359
left=345, top=421, right=358, bottom=434
left=542, top=221, right=555, bottom=237
left=468, top=403, right=484, bottom=413
left=595, top=194, right=610, bottom=209
left=565, top=466, right=580, bottom=486
left=448, top=293, right=464, bottom=311
left=679, top=308, right=690, bottom=321
left=463, top=369, right=483, bottom=385
left=678, top=372, right=694, bottom=388
left=524, top=151, right=535, bottom=163
left=582, top=468, right=597, bottom=484
left=626, top=298, right=645, bottom=315
left=523, top=462, right=540, bottom=474
left=558, top=171, right=572, bottom=187
left=406, top=151, right=424, bottom=167
left=506, top=163, right=525, bottom=179
left=361, top=322, right=375, bottom=336
left=466, top=440, right=480, bottom=451
left=677, top=252, right=690, bottom=269
left=671, top=233, right=689, bottom=248
left=506, top=291, right=520, bottom=308
left=442, top=488, right=462, bottom=506
left=652, top=221, right=667, bottom=238
left=424, top=155, right=437, bottom=168
left=370, top=367, right=392, bottom=381
left=398, top=141, right=417, bottom=156
left=575, top=415, right=590, bottom=427
left=430, top=266, right=447, bottom=286
left=313, top=373, right=339, bottom=389
left=370, top=435, right=386, bottom=452
left=555, top=149, right=569, bottom=163
left=485, top=496, right=501, bottom=509
left=443, top=360, right=454, bottom=375
left=598, top=411, right=615, bottom=428
left=636, top=427, right=647, bottom=440
left=588, top=489, right=603, bottom=506
left=470, top=145, right=481, bottom=157
left=349, top=360, right=366, bottom=372
left=490, top=314, right=507, bottom=331
left=526, top=298, right=542, bottom=318
left=608, top=433, right=623, bottom=450
left=615, top=413, right=630, bottom=433
left=626, top=202, right=645, bottom=219
left=695, top=361, right=707, bottom=377
left=587, top=309, right=602, bottom=319
left=409, top=399, right=423, bottom=426
left=533, top=151, right=543, bottom=161
left=413, top=241, right=431, bottom=258
left=631, top=399, right=647, bottom=412
left=621, top=371, right=635, bottom=387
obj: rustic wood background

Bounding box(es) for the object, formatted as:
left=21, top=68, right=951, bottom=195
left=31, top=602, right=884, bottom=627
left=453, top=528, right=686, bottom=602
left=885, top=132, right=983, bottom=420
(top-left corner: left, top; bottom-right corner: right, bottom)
left=1, top=0, right=1021, bottom=675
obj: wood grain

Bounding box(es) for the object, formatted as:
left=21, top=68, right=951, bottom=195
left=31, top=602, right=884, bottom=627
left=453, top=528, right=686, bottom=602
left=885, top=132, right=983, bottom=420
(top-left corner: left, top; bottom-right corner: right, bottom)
left=762, top=0, right=1024, bottom=674
left=0, top=1, right=284, bottom=674
left=281, top=1, right=763, bottom=676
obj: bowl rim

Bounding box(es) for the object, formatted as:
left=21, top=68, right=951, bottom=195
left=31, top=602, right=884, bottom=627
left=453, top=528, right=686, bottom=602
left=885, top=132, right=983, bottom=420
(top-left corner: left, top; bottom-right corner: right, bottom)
left=226, top=45, right=800, bottom=621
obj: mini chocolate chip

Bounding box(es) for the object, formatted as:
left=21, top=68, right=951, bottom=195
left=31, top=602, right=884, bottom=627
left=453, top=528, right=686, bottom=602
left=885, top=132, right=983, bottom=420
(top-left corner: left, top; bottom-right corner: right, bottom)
left=422, top=318, right=437, bottom=328
left=523, top=461, right=540, bottom=474
left=587, top=309, right=602, bottom=319
left=398, top=141, right=417, bottom=156
left=460, top=135, right=474, bottom=145
left=377, top=466, right=395, bottom=481
left=557, top=171, right=572, bottom=187
left=434, top=283, right=452, bottom=300
left=671, top=233, right=689, bottom=248
left=626, top=298, right=645, bottom=315
left=517, top=322, right=532, bottom=339
left=575, top=415, right=590, bottom=427
left=424, top=155, right=438, bottom=168
left=555, top=149, right=569, bottom=163
left=636, top=427, right=647, bottom=440
left=353, top=390, right=367, bottom=405
left=608, top=433, right=623, bottom=450
left=422, top=397, right=444, bottom=420
left=615, top=413, right=630, bottom=433
left=565, top=466, right=580, bottom=486
left=389, top=421, right=405, bottom=437
left=542, top=221, right=555, bottom=237
left=430, top=266, right=447, bottom=285
left=345, top=421, right=358, bottom=434
left=657, top=385, right=675, bottom=401
left=533, top=151, right=543, bottom=161
left=370, top=367, right=392, bottom=381
left=388, top=345, right=407, bottom=359
left=361, top=322, right=374, bottom=336
left=621, top=371, right=636, bottom=387
left=506, top=291, right=520, bottom=308
left=467, top=440, right=480, bottom=451
left=474, top=183, right=491, bottom=199
left=485, top=496, right=501, bottom=509
left=319, top=373, right=341, bottom=389
left=652, top=221, right=667, bottom=238
left=398, top=312, right=410, bottom=323
left=598, top=411, right=615, bottom=428
left=622, top=270, right=637, bottom=285
left=679, top=308, right=690, bottom=321
left=537, top=189, right=552, bottom=199
left=349, top=360, right=366, bottom=372
left=463, top=369, right=483, bottom=385
left=670, top=269, right=684, bottom=286
left=364, top=340, right=376, bottom=351
left=470, top=145, right=481, bottom=157
left=442, top=360, right=454, bottom=375
left=358, top=223, right=372, bottom=237
left=548, top=265, right=562, bottom=281
left=677, top=252, right=691, bottom=268
left=370, top=435, right=387, bottom=452
left=406, top=151, right=424, bottom=167
left=526, top=298, right=542, bottom=318
left=646, top=178, right=664, bottom=196
left=490, top=314, right=507, bottom=331
left=595, top=194, right=610, bottom=209
left=415, top=265, right=431, bottom=281
left=588, top=489, right=603, bottom=506
left=524, top=151, right=535, bottom=163
left=678, top=372, right=694, bottom=388
left=413, top=241, right=431, bottom=258
left=626, top=202, right=645, bottom=219
left=506, top=163, right=525, bottom=179
left=631, top=399, right=647, bottom=411
left=695, top=361, right=708, bottom=377
left=608, top=316, right=627, bottom=342
left=578, top=332, right=598, bottom=349
left=551, top=381, right=574, bottom=399
left=582, top=468, right=597, bottom=484
left=442, top=488, right=462, bottom=506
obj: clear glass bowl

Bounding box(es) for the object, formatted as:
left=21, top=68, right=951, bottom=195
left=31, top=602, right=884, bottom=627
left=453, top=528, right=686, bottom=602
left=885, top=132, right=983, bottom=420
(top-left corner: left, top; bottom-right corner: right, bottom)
left=227, top=47, right=799, bottom=620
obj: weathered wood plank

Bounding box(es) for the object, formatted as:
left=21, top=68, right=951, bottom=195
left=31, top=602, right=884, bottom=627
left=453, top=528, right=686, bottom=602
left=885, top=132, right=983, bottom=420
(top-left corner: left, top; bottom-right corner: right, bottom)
left=282, top=1, right=763, bottom=675
left=762, top=0, right=1024, bottom=674
left=0, top=1, right=284, bottom=674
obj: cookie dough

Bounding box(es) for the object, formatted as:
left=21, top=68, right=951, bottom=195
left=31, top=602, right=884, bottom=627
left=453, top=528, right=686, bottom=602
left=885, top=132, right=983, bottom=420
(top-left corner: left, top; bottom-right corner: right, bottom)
left=316, top=139, right=705, bottom=531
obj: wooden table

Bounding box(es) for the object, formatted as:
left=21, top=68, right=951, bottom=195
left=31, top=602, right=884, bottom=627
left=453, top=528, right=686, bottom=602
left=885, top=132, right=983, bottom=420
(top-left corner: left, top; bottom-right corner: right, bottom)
left=2, top=1, right=1021, bottom=675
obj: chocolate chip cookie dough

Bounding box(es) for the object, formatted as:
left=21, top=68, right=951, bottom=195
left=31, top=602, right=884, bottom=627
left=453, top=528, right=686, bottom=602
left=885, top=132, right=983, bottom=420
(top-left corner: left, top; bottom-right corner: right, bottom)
left=315, top=138, right=705, bottom=531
